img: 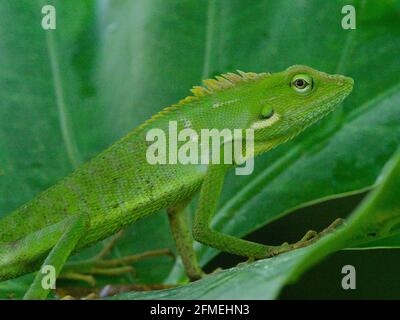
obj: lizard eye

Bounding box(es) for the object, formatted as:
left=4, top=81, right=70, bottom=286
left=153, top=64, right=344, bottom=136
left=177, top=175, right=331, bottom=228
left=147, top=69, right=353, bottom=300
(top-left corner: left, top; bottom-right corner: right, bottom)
left=291, top=74, right=313, bottom=93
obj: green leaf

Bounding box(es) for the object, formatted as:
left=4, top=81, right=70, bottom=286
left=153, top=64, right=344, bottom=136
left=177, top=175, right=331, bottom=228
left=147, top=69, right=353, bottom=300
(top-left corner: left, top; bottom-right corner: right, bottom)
left=0, top=274, right=34, bottom=299
left=1, top=0, right=400, bottom=298
left=0, top=0, right=95, bottom=211
left=287, top=148, right=400, bottom=282
left=116, top=148, right=400, bottom=299
left=0, top=0, right=176, bottom=290
left=157, top=0, right=400, bottom=279
left=113, top=248, right=311, bottom=300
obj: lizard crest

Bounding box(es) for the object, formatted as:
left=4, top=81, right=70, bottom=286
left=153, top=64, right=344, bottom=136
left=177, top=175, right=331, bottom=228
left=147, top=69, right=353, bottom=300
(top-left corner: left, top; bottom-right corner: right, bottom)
left=137, top=70, right=269, bottom=131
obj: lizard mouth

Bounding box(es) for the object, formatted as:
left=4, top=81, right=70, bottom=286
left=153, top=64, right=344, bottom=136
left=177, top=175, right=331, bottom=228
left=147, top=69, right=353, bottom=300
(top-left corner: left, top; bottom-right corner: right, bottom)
left=338, top=75, right=354, bottom=94
left=317, top=75, right=354, bottom=114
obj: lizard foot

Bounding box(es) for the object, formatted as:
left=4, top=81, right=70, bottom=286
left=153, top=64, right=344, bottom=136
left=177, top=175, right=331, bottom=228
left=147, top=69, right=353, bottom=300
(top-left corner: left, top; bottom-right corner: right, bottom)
left=267, top=218, right=344, bottom=257
left=60, top=248, right=174, bottom=286
left=60, top=231, right=174, bottom=286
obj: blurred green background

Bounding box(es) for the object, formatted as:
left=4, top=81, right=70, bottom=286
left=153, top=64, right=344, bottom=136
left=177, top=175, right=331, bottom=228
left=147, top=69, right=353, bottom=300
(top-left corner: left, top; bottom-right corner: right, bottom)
left=1, top=0, right=400, bottom=299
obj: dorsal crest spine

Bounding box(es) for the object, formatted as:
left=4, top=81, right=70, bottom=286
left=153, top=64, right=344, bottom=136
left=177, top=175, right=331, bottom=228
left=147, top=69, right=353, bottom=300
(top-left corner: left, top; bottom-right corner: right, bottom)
left=137, top=70, right=269, bottom=131
left=190, top=70, right=269, bottom=97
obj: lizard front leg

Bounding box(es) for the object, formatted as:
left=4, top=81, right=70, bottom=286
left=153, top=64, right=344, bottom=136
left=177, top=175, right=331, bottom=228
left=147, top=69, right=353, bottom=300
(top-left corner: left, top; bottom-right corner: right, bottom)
left=192, top=163, right=341, bottom=260
left=193, top=163, right=278, bottom=259
left=24, top=214, right=89, bottom=300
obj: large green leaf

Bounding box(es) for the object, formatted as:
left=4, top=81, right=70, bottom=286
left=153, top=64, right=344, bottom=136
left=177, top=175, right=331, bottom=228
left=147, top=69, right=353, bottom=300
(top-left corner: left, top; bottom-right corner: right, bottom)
left=115, top=149, right=400, bottom=299
left=1, top=0, right=400, bottom=298
left=158, top=0, right=400, bottom=279
left=114, top=249, right=312, bottom=299
left=0, top=0, right=177, bottom=287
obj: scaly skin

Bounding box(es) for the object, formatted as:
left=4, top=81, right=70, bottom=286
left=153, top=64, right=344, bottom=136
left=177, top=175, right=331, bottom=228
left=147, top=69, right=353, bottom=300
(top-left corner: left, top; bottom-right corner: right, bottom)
left=0, top=65, right=353, bottom=298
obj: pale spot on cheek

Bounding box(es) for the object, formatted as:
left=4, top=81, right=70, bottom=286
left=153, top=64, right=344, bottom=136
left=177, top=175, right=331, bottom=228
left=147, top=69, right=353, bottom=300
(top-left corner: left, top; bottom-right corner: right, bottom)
left=250, top=113, right=280, bottom=130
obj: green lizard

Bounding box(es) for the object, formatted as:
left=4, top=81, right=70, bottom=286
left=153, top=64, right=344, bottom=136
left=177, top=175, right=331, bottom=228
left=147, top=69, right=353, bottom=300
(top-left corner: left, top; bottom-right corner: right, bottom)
left=0, top=65, right=353, bottom=299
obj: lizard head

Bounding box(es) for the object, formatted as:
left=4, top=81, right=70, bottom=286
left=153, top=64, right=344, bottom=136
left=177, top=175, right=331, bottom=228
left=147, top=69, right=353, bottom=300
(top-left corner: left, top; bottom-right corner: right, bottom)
left=250, top=65, right=354, bottom=154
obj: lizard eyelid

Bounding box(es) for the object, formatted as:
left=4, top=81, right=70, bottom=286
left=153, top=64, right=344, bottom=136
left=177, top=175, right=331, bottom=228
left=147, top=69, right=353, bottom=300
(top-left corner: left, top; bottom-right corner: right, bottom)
left=291, top=74, right=313, bottom=93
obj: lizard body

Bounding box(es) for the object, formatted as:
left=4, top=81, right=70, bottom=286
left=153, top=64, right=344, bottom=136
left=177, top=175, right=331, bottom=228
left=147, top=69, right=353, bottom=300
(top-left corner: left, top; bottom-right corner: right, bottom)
left=0, top=65, right=353, bottom=298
